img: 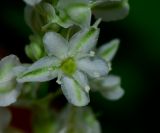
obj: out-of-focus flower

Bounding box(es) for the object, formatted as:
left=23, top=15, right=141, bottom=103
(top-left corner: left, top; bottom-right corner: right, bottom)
left=23, top=0, right=42, bottom=6
left=91, top=75, right=124, bottom=100
left=55, top=105, right=101, bottom=133
left=0, top=55, right=22, bottom=107
left=16, top=23, right=109, bottom=106
left=90, top=38, right=124, bottom=100
left=91, top=0, right=130, bottom=21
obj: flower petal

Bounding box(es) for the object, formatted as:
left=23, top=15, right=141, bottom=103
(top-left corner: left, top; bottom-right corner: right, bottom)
left=17, top=56, right=59, bottom=82
left=101, top=86, right=124, bottom=100
left=0, top=79, right=16, bottom=93
left=101, top=75, right=121, bottom=90
left=98, top=39, right=120, bottom=62
left=0, top=84, right=22, bottom=107
left=23, top=0, right=42, bottom=6
left=69, top=27, right=99, bottom=55
left=57, top=0, right=91, bottom=28
left=36, top=2, right=56, bottom=23
left=92, top=0, right=129, bottom=22
left=56, top=105, right=101, bottom=133
left=90, top=75, right=124, bottom=100
left=43, top=32, right=69, bottom=58
left=61, top=76, right=90, bottom=106
left=0, top=55, right=20, bottom=82
left=78, top=57, right=109, bottom=78
left=73, top=71, right=90, bottom=93
left=13, top=64, right=29, bottom=77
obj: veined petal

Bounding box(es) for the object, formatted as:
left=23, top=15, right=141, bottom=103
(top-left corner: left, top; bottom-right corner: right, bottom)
left=0, top=79, right=16, bottom=93
left=17, top=56, right=59, bottom=82
left=0, top=84, right=22, bottom=107
left=23, top=0, right=42, bottom=6
left=78, top=57, right=109, bottom=78
left=73, top=71, right=90, bottom=93
left=69, top=27, right=99, bottom=55
left=101, top=86, right=124, bottom=100
left=0, top=108, right=11, bottom=130
left=13, top=64, right=29, bottom=77
left=61, top=76, right=90, bottom=106
left=0, top=55, right=20, bottom=82
left=43, top=32, right=69, bottom=58
left=98, top=39, right=120, bottom=62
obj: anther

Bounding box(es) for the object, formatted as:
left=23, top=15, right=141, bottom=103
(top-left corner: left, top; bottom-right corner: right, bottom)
left=85, top=86, right=90, bottom=93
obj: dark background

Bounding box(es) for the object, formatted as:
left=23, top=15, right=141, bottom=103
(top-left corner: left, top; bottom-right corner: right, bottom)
left=0, top=0, right=159, bottom=133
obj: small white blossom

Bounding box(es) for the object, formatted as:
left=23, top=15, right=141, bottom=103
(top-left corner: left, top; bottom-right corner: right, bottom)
left=17, top=25, right=109, bottom=106
left=56, top=0, right=91, bottom=28
left=91, top=75, right=124, bottom=100
left=56, top=105, right=101, bottom=133
left=89, top=38, right=124, bottom=100
left=0, top=55, right=22, bottom=106
left=91, top=0, right=130, bottom=21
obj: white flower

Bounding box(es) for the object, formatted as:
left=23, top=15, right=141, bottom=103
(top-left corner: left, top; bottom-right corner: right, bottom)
left=91, top=75, right=124, bottom=100
left=56, top=0, right=91, bottom=28
left=17, top=25, right=109, bottom=106
left=0, top=55, right=22, bottom=107
left=91, top=0, right=130, bottom=21
left=56, top=105, right=101, bottom=133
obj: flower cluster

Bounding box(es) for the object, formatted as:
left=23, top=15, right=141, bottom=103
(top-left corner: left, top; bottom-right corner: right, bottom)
left=0, top=0, right=129, bottom=132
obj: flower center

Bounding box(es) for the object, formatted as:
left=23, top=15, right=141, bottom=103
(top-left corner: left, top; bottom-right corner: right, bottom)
left=60, top=58, right=76, bottom=76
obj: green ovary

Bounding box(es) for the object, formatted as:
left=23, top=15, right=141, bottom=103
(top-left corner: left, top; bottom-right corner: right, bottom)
left=60, top=58, right=77, bottom=76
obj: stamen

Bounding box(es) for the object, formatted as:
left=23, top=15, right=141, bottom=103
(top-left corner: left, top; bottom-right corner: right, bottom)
left=85, top=86, right=90, bottom=93
left=56, top=80, right=62, bottom=85
left=56, top=71, right=62, bottom=84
